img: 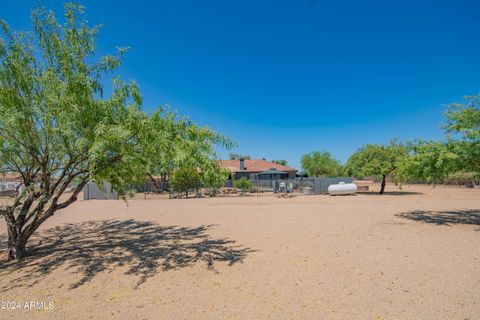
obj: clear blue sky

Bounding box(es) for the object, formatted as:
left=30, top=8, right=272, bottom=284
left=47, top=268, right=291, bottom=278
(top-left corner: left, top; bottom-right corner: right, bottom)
left=3, top=0, right=480, bottom=170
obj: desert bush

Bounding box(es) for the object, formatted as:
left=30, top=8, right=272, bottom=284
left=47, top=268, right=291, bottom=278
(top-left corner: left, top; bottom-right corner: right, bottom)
left=234, top=177, right=252, bottom=195
left=170, top=168, right=201, bottom=198
left=444, top=172, right=479, bottom=186
left=202, top=163, right=230, bottom=196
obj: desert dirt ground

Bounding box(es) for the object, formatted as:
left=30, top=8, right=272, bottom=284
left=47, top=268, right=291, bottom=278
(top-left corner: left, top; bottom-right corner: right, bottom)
left=0, top=184, right=479, bottom=320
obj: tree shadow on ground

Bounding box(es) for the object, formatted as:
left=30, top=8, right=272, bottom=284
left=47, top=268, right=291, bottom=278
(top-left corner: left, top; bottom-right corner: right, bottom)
left=357, top=191, right=423, bottom=196
left=0, top=234, right=6, bottom=256
left=396, top=209, right=480, bottom=227
left=0, top=219, right=255, bottom=290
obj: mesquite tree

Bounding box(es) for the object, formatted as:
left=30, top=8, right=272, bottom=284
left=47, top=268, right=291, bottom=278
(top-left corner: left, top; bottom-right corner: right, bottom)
left=0, top=4, right=148, bottom=260
left=346, top=141, right=407, bottom=194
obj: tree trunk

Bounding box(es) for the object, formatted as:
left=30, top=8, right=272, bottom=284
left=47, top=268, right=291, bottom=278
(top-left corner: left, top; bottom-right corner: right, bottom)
left=379, top=174, right=386, bottom=194
left=3, top=179, right=88, bottom=261
left=147, top=173, right=162, bottom=192
left=7, top=231, right=28, bottom=261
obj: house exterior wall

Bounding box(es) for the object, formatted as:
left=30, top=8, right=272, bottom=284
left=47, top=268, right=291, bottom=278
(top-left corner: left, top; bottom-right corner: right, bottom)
left=232, top=171, right=296, bottom=181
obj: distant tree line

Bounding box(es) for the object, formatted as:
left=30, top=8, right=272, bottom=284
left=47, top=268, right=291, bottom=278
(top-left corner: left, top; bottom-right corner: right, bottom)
left=271, top=160, right=288, bottom=166
left=229, top=153, right=288, bottom=166
left=229, top=153, right=251, bottom=160
left=300, top=93, right=480, bottom=194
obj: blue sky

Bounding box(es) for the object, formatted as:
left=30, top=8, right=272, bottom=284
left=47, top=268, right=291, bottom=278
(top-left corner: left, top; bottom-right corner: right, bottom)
left=3, top=0, right=480, bottom=170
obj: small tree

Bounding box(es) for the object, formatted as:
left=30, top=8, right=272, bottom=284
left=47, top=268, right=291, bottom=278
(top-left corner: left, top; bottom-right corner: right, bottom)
left=234, top=177, right=252, bottom=195
left=202, top=162, right=229, bottom=196
left=301, top=151, right=343, bottom=177
left=346, top=141, right=407, bottom=194
left=170, top=167, right=201, bottom=198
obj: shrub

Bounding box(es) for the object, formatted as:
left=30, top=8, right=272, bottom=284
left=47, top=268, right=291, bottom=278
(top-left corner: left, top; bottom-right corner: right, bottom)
left=202, top=164, right=230, bottom=196
left=234, top=177, right=252, bottom=195
left=170, top=167, right=201, bottom=198
left=444, top=172, right=479, bottom=186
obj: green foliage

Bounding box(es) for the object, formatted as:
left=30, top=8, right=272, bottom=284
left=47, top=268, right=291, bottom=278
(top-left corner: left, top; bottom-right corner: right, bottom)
left=234, top=177, right=252, bottom=195
left=444, top=94, right=480, bottom=141
left=271, top=159, right=288, bottom=166
left=451, top=140, right=480, bottom=175
left=0, top=3, right=232, bottom=260
left=398, top=94, right=480, bottom=184
left=346, top=142, right=406, bottom=179
left=202, top=162, right=230, bottom=196
left=229, top=153, right=251, bottom=160
left=396, top=141, right=460, bottom=184
left=346, top=141, right=407, bottom=193
left=0, top=3, right=149, bottom=257
left=444, top=171, right=479, bottom=185
left=169, top=167, right=201, bottom=198
left=301, top=151, right=343, bottom=177
left=142, top=108, right=234, bottom=188
left=443, top=94, right=480, bottom=175
left=0, top=4, right=146, bottom=195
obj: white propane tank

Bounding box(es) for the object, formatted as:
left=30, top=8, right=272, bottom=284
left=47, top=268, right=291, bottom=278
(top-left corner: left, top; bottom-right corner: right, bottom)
left=328, top=182, right=358, bottom=195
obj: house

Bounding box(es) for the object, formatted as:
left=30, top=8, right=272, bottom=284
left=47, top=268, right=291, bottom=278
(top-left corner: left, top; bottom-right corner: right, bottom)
left=219, top=159, right=297, bottom=180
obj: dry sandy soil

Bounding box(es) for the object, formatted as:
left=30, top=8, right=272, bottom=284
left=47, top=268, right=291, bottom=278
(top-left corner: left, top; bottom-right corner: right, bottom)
left=0, top=184, right=479, bottom=320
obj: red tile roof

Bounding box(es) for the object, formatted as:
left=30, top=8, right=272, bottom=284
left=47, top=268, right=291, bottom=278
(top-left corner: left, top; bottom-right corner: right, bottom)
left=219, top=159, right=297, bottom=173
